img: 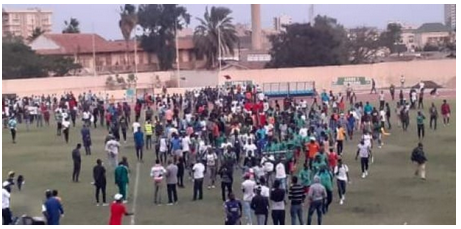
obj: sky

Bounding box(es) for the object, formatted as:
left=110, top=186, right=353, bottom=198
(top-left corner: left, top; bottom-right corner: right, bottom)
left=3, top=4, right=444, bottom=40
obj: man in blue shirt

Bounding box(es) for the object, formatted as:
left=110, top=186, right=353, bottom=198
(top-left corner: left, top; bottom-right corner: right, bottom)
left=42, top=190, right=64, bottom=225
left=170, top=134, right=182, bottom=157
left=8, top=116, right=17, bottom=144
left=364, top=102, right=373, bottom=115
left=134, top=127, right=144, bottom=162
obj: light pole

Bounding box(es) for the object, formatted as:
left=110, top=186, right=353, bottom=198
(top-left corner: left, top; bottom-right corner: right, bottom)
left=175, top=20, right=180, bottom=88
left=217, top=21, right=224, bottom=73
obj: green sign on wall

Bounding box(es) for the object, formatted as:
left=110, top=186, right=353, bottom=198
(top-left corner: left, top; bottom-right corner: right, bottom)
left=332, top=77, right=371, bottom=86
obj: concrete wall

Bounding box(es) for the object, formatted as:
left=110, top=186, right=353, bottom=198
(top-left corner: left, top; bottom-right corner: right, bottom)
left=2, top=59, right=455, bottom=98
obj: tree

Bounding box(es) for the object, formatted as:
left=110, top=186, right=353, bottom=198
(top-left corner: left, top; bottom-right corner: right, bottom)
left=347, top=27, right=380, bottom=64
left=379, top=23, right=402, bottom=54
left=119, top=4, right=138, bottom=64
left=127, top=73, right=137, bottom=88
left=138, top=4, right=190, bottom=70
left=28, top=27, right=45, bottom=42
left=193, top=6, right=239, bottom=69
left=62, top=18, right=80, bottom=34
left=266, top=16, right=348, bottom=68
left=105, top=76, right=116, bottom=90
left=45, top=56, right=82, bottom=76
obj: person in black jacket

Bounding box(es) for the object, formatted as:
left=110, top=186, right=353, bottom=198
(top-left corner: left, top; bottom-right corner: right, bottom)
left=72, top=144, right=82, bottom=182
left=177, top=157, right=185, bottom=188
left=270, top=180, right=286, bottom=225
left=251, top=187, right=269, bottom=225
left=93, top=159, right=107, bottom=206
left=219, top=164, right=233, bottom=202
left=411, top=143, right=427, bottom=180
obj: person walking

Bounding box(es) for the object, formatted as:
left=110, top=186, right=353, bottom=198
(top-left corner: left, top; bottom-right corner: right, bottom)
left=336, top=126, right=346, bottom=155
left=105, top=137, right=121, bottom=168
left=144, top=120, right=153, bottom=150
left=7, top=116, right=17, bottom=144
left=192, top=160, right=205, bottom=201
left=114, top=162, right=129, bottom=202
left=250, top=186, right=269, bottom=225
left=219, top=163, right=233, bottom=202
left=166, top=159, right=179, bottom=205
left=151, top=159, right=166, bottom=205
left=370, top=79, right=377, bottom=94
left=356, top=140, right=371, bottom=179
left=416, top=111, right=426, bottom=140
left=411, top=143, right=427, bottom=180
left=109, top=194, right=133, bottom=225
left=206, top=147, right=218, bottom=189
left=72, top=144, right=82, bottom=182
left=334, top=158, right=350, bottom=205
left=307, top=176, right=326, bottom=225
left=177, top=157, right=185, bottom=188
left=2, top=182, right=12, bottom=225
left=441, top=100, right=451, bottom=126
left=224, top=193, right=242, bottom=225
left=93, top=159, right=107, bottom=206
left=288, top=176, right=305, bottom=225
left=134, top=127, right=144, bottom=162
left=318, top=166, right=333, bottom=214
left=429, top=103, right=438, bottom=130
left=42, top=190, right=64, bottom=225
left=119, top=116, right=128, bottom=143
left=81, top=124, right=92, bottom=155
left=62, top=117, right=71, bottom=144
left=270, top=180, right=286, bottom=225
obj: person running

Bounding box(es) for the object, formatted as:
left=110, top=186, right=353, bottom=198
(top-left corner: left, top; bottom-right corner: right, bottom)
left=72, top=144, right=82, bottom=182
left=7, top=116, right=17, bottom=144
left=192, top=160, right=205, bottom=201
left=334, top=158, right=350, bottom=205
left=356, top=140, right=371, bottom=178
left=81, top=124, right=92, bottom=155
left=134, top=127, right=144, bottom=162
left=114, top=162, right=129, bottom=202
left=411, top=143, right=427, bottom=180
left=93, top=159, right=107, bottom=206
left=288, top=176, right=305, bottom=225
left=416, top=111, right=426, bottom=140
left=270, top=179, right=286, bottom=225
left=251, top=186, right=269, bottom=225
left=441, top=100, right=451, bottom=126
left=224, top=193, right=242, bottom=225
left=165, top=159, right=178, bottom=205
left=307, top=176, right=326, bottom=225
left=150, top=159, right=166, bottom=205
left=429, top=103, right=438, bottom=130
left=109, top=194, right=133, bottom=225
left=241, top=174, right=256, bottom=225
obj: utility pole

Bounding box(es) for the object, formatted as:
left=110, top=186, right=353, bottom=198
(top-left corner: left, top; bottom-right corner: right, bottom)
left=309, top=4, right=314, bottom=25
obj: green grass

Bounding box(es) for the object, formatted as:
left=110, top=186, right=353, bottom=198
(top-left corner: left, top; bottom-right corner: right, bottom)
left=2, top=98, right=456, bottom=225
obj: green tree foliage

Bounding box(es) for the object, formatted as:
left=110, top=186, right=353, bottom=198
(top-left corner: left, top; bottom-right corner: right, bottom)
left=266, top=16, right=348, bottom=68
left=62, top=17, right=80, bottom=34
left=347, top=27, right=380, bottom=64
left=193, top=6, right=239, bottom=69
left=138, top=4, right=190, bottom=70
left=119, top=4, right=138, bottom=53
left=379, top=23, right=402, bottom=53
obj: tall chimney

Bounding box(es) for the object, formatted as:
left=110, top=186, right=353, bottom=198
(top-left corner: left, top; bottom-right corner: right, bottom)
left=251, top=4, right=262, bottom=50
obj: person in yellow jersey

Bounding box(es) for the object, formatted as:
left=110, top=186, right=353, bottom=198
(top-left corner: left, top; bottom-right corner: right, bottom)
left=335, top=125, right=346, bottom=155
left=145, top=121, right=153, bottom=150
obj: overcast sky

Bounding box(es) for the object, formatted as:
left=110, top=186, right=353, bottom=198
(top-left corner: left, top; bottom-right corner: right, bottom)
left=3, top=4, right=444, bottom=40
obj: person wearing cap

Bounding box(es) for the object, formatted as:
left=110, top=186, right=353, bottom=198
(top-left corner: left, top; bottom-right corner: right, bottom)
left=93, top=159, right=107, bottom=206
left=7, top=116, right=17, bottom=144
left=72, top=144, right=82, bottom=182
left=114, top=162, right=129, bottom=202
left=411, top=143, right=427, bottom=180
left=109, top=193, right=133, bottom=225
left=250, top=186, right=269, bottom=225
left=307, top=176, right=326, bottom=225
left=2, top=181, right=12, bottom=225
left=42, top=190, right=64, bottom=225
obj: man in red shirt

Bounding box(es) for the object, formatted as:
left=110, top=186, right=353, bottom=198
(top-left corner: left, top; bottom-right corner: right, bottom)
left=441, top=100, right=451, bottom=126
left=327, top=148, right=339, bottom=171
left=306, top=137, right=320, bottom=167
left=109, top=194, right=133, bottom=225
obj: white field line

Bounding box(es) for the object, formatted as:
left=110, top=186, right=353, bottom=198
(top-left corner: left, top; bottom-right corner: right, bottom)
left=130, top=162, right=141, bottom=225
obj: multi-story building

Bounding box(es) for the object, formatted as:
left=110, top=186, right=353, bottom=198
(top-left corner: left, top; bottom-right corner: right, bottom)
left=414, top=23, right=453, bottom=48
left=2, top=7, right=52, bottom=39
left=444, top=4, right=456, bottom=30
left=273, top=14, right=292, bottom=32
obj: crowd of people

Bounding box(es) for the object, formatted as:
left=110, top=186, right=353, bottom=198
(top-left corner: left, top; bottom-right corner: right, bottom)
left=2, top=80, right=451, bottom=225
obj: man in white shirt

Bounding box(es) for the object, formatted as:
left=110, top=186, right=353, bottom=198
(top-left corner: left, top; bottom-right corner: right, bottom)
left=334, top=159, right=350, bottom=205
left=205, top=148, right=218, bottom=189
left=299, top=127, right=308, bottom=138
left=261, top=155, right=275, bottom=187
left=82, top=110, right=91, bottom=126
left=192, top=161, right=205, bottom=201
left=2, top=182, right=12, bottom=225
left=132, top=121, right=141, bottom=134
left=150, top=159, right=167, bottom=205
left=241, top=175, right=256, bottom=225
left=275, top=160, right=287, bottom=190
left=105, top=138, right=120, bottom=168
left=181, top=135, right=192, bottom=163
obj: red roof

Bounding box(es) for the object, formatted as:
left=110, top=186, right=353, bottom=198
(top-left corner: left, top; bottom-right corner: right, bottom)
left=34, top=33, right=195, bottom=55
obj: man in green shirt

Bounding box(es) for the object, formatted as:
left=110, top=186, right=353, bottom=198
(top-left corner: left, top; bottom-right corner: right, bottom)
left=318, top=166, right=333, bottom=214
left=298, top=163, right=312, bottom=193
left=312, top=155, right=327, bottom=176
left=416, top=111, right=426, bottom=140
left=115, top=162, right=129, bottom=202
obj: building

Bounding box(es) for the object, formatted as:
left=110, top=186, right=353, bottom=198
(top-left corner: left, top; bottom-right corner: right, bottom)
left=444, top=4, right=456, bottom=30
left=28, top=33, right=206, bottom=75
left=414, top=23, right=453, bottom=48
left=2, top=7, right=52, bottom=39
left=273, top=14, right=292, bottom=32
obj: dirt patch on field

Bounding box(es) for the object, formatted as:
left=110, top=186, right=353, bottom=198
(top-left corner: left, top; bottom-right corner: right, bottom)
left=445, top=77, right=456, bottom=89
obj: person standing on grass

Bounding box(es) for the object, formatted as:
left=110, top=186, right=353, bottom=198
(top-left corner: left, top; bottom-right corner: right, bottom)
left=219, top=163, right=234, bottom=202
left=334, top=158, right=350, bottom=205
left=241, top=174, right=256, bottom=225
left=144, top=120, right=153, bottom=150
left=151, top=160, right=166, bottom=205
left=42, top=190, right=64, bottom=225
left=81, top=124, right=92, bottom=155
left=177, top=157, right=185, bottom=188
left=224, top=192, right=242, bottom=225
left=416, top=111, right=426, bottom=140
left=114, top=162, right=129, bottom=202
left=288, top=176, right=305, bottom=225
left=429, top=103, right=438, bottom=130
left=441, top=100, right=451, bottom=126
left=298, top=163, right=312, bottom=194
left=7, top=116, right=17, bottom=144
left=270, top=179, right=286, bottom=225
left=206, top=147, right=218, bottom=189
left=411, top=143, right=427, bottom=180
left=105, top=137, right=120, bottom=168
left=134, top=127, right=144, bottom=162
left=192, top=160, right=205, bottom=201
left=379, top=91, right=385, bottom=110
left=62, top=117, right=71, bottom=144
left=385, top=103, right=392, bottom=130
left=336, top=125, right=346, bottom=155
left=93, top=159, right=107, bottom=206
left=275, top=160, right=287, bottom=191
left=119, top=116, right=128, bottom=144
left=251, top=186, right=269, bottom=225
left=307, top=176, right=326, bottom=225
left=109, top=194, right=133, bottom=225
left=2, top=182, right=12, bottom=225
left=317, top=166, right=333, bottom=214
left=418, top=89, right=424, bottom=109
left=166, top=159, right=178, bottom=205
left=72, top=144, right=82, bottom=182
left=356, top=140, right=371, bottom=179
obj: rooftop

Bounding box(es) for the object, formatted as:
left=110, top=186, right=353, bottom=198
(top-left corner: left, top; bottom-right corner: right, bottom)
left=416, top=23, right=453, bottom=33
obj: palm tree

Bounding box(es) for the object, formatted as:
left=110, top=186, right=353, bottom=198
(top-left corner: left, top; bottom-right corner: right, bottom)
left=62, top=17, right=80, bottom=34
left=28, top=27, right=45, bottom=42
left=193, top=6, right=238, bottom=69
left=119, top=4, right=138, bottom=65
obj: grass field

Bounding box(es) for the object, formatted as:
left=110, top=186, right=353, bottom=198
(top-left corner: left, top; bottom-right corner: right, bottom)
left=2, top=98, right=456, bottom=225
